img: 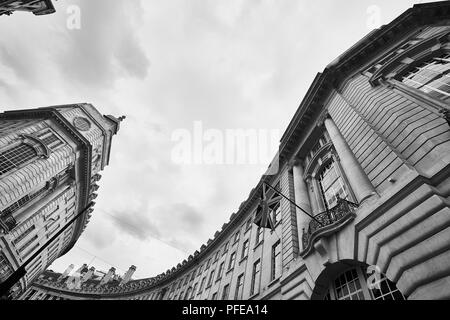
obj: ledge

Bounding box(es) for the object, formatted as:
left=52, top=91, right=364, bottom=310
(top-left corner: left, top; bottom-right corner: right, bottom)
left=225, top=268, right=234, bottom=275
left=239, top=256, right=248, bottom=264
left=253, top=240, right=264, bottom=251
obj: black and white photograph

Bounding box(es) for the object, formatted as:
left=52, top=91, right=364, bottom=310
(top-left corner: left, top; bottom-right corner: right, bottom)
left=0, top=0, right=449, bottom=311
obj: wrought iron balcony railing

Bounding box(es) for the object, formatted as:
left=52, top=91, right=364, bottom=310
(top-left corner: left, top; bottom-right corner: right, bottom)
left=301, top=197, right=358, bottom=257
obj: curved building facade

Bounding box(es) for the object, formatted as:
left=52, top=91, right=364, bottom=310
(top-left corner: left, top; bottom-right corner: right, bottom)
left=0, top=103, right=122, bottom=299
left=22, top=1, right=450, bottom=300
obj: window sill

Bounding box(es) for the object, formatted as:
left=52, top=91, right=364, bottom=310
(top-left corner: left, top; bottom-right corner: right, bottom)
left=239, top=256, right=247, bottom=264
left=215, top=277, right=222, bottom=283
left=248, top=292, right=259, bottom=300
left=268, top=276, right=280, bottom=288
left=271, top=221, right=282, bottom=231
left=226, top=268, right=234, bottom=275
left=253, top=240, right=264, bottom=250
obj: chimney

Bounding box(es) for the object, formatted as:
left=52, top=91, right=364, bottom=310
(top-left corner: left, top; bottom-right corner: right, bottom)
left=58, top=264, right=74, bottom=281
left=98, top=267, right=116, bottom=286
left=119, top=265, right=136, bottom=286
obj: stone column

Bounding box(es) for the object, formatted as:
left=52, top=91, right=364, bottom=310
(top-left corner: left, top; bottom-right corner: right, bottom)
left=324, top=116, right=375, bottom=203
left=292, top=161, right=312, bottom=242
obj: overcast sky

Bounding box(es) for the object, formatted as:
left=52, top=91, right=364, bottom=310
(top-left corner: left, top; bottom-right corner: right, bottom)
left=0, top=0, right=434, bottom=279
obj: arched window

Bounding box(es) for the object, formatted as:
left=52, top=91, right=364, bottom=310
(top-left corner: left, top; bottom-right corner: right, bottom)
left=401, top=53, right=450, bottom=102
left=325, top=266, right=406, bottom=300
left=318, top=158, right=348, bottom=209
left=0, top=143, right=37, bottom=176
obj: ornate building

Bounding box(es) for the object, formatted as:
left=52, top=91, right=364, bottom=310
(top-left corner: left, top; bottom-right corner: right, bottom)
left=22, top=1, right=450, bottom=300
left=0, top=103, right=123, bottom=298
left=0, top=0, right=55, bottom=16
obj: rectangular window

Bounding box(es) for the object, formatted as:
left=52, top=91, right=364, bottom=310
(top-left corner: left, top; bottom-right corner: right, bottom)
left=207, top=270, right=215, bottom=287
left=211, top=292, right=218, bottom=300
left=270, top=202, right=281, bottom=225
left=222, top=241, right=229, bottom=255
left=217, top=262, right=224, bottom=281
left=214, top=250, right=220, bottom=261
left=271, top=241, right=282, bottom=281
left=251, top=260, right=261, bottom=295
left=198, top=277, right=206, bottom=293
left=235, top=274, right=244, bottom=300
left=191, top=283, right=198, bottom=299
left=228, top=252, right=236, bottom=270
left=13, top=225, right=36, bottom=245
left=241, top=239, right=249, bottom=260
left=221, top=284, right=230, bottom=300
left=18, top=235, right=38, bottom=253
left=255, top=226, right=264, bottom=244
left=205, top=258, right=211, bottom=270
left=197, top=264, right=203, bottom=276
left=234, top=231, right=240, bottom=243
left=245, top=218, right=252, bottom=231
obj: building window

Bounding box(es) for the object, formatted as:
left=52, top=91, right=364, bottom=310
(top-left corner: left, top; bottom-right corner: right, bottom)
left=18, top=235, right=38, bottom=254
left=190, top=271, right=196, bottom=281
left=198, top=277, right=206, bottom=293
left=191, top=283, right=198, bottom=299
left=318, top=158, right=348, bottom=210
left=211, top=292, right=218, bottom=300
left=221, top=284, right=230, bottom=300
left=333, top=269, right=365, bottom=300
left=325, top=267, right=406, bottom=300
left=270, top=202, right=281, bottom=225
left=228, top=252, right=236, bottom=270
left=245, top=217, right=252, bottom=231
left=214, top=250, right=220, bottom=262
left=234, top=231, right=240, bottom=243
left=366, top=273, right=406, bottom=300
left=13, top=225, right=36, bottom=245
left=0, top=184, right=49, bottom=217
left=251, top=259, right=261, bottom=295
left=185, top=287, right=192, bottom=300
left=197, top=264, right=203, bottom=276
left=222, top=241, right=229, bottom=255
left=235, top=274, right=244, bottom=300
left=207, top=270, right=215, bottom=287
left=271, top=241, right=281, bottom=281
left=217, top=262, right=224, bottom=281
left=0, top=143, right=37, bottom=176
left=255, top=226, right=264, bottom=245
left=401, top=54, right=450, bottom=102
left=241, top=239, right=249, bottom=260
left=205, top=258, right=211, bottom=270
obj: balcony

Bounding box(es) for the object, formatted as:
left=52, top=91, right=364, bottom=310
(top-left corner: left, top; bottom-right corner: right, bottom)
left=301, top=197, right=358, bottom=257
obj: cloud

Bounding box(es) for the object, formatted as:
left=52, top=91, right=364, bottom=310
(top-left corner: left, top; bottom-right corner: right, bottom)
left=54, top=0, right=150, bottom=89
left=109, top=202, right=205, bottom=253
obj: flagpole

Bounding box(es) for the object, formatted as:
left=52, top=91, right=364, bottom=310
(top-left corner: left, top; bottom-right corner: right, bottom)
left=262, top=181, right=324, bottom=226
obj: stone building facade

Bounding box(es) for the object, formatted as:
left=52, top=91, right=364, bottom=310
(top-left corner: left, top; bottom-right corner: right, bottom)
left=22, top=1, right=450, bottom=300
left=0, top=103, right=122, bottom=298
left=0, top=0, right=55, bottom=16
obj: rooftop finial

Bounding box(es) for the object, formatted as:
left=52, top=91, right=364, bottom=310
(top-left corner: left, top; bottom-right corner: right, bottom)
left=118, top=116, right=126, bottom=122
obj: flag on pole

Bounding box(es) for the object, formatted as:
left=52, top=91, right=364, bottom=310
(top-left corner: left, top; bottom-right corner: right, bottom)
left=254, top=183, right=275, bottom=230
